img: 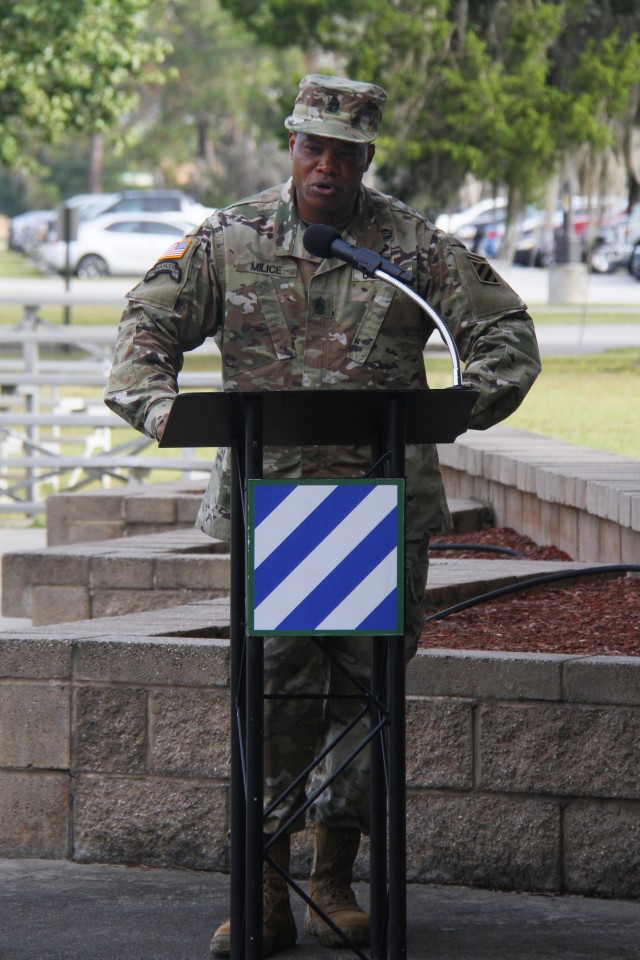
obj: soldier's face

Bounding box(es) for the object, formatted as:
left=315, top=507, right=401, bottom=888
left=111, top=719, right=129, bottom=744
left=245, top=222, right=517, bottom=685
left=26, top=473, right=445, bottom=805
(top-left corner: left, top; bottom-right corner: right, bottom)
left=289, top=133, right=374, bottom=224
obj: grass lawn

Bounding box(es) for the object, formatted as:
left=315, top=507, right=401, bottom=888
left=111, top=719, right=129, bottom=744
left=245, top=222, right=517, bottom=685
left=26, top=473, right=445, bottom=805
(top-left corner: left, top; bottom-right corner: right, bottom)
left=0, top=247, right=44, bottom=279
left=427, top=349, right=640, bottom=460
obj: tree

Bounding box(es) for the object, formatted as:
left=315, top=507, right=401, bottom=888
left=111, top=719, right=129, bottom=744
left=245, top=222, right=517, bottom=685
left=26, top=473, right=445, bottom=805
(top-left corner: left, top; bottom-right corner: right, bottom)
left=220, top=0, right=640, bottom=233
left=0, top=0, right=169, bottom=167
left=124, top=0, right=305, bottom=206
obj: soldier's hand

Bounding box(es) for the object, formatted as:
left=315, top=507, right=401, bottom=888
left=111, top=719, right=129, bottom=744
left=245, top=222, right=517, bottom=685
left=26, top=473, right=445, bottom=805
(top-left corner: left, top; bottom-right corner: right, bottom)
left=156, top=413, right=169, bottom=441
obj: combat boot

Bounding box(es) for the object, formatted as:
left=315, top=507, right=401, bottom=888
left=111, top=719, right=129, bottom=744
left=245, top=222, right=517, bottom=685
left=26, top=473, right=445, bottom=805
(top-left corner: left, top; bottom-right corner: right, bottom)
left=304, top=823, right=370, bottom=947
left=210, top=835, right=297, bottom=957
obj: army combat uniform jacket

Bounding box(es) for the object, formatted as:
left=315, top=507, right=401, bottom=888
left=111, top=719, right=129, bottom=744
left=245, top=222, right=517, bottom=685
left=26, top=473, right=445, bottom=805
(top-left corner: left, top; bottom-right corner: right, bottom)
left=105, top=179, right=541, bottom=546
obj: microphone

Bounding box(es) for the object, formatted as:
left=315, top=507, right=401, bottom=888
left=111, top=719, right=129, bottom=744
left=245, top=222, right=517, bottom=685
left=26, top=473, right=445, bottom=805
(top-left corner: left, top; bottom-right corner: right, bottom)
left=303, top=224, right=415, bottom=286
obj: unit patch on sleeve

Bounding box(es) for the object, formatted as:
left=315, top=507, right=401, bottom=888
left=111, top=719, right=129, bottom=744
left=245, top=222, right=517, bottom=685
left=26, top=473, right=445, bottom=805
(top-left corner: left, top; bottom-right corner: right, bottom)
left=144, top=261, right=183, bottom=284
left=467, top=252, right=500, bottom=284
left=158, top=238, right=192, bottom=261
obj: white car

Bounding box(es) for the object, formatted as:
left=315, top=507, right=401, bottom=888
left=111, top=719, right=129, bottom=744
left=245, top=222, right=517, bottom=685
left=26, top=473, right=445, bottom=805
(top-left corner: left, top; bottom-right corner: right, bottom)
left=35, top=212, right=204, bottom=278
left=435, top=197, right=508, bottom=234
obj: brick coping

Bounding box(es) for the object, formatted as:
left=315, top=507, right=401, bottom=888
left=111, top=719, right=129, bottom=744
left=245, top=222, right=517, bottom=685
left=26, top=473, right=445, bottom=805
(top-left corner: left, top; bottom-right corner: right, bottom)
left=437, top=425, right=640, bottom=533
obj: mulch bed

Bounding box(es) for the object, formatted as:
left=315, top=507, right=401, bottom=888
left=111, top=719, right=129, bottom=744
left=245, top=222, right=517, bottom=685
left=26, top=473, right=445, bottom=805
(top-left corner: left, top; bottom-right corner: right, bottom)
left=419, top=527, right=640, bottom=657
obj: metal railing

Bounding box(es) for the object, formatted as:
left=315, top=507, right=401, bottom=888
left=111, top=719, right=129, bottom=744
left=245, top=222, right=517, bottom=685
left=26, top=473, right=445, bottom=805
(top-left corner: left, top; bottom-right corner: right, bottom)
left=0, top=303, right=219, bottom=514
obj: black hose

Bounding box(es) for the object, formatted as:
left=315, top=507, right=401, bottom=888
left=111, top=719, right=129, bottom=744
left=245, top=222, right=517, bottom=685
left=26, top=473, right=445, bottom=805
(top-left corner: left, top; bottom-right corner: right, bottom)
left=430, top=542, right=525, bottom=558
left=424, top=564, right=640, bottom=623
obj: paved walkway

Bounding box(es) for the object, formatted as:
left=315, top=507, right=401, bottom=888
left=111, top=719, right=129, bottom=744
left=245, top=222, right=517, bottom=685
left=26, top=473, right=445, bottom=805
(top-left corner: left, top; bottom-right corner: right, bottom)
left=0, top=859, right=638, bottom=960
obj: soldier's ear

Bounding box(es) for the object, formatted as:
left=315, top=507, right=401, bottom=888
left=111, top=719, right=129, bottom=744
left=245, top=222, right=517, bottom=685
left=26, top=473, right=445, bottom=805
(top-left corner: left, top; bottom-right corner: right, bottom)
left=365, top=144, right=375, bottom=171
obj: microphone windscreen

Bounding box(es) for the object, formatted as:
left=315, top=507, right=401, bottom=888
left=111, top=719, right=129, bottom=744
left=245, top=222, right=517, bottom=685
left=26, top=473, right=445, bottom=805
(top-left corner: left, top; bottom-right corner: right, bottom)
left=303, top=224, right=341, bottom=259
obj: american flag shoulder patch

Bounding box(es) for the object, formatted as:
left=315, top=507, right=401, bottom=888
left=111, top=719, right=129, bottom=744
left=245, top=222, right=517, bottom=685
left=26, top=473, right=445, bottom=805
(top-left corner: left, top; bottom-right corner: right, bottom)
left=468, top=252, right=500, bottom=284
left=158, top=238, right=192, bottom=261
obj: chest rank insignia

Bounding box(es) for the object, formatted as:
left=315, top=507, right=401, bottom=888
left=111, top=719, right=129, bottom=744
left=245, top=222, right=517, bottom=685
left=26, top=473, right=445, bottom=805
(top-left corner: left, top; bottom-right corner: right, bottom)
left=326, top=95, right=341, bottom=114
left=312, top=296, right=328, bottom=315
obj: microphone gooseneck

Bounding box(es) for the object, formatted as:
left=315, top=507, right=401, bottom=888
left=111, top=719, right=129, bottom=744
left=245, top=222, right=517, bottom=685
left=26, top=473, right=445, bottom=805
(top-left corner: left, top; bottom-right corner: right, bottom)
left=301, top=223, right=463, bottom=388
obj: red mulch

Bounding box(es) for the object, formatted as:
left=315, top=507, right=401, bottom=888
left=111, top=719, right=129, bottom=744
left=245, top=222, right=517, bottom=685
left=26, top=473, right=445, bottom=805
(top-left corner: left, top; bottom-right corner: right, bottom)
left=420, top=527, right=640, bottom=657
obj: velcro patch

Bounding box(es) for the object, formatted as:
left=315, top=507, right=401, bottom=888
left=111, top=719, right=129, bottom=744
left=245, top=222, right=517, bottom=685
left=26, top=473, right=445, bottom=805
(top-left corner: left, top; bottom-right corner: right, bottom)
left=468, top=253, right=500, bottom=284
left=144, top=261, right=182, bottom=284
left=158, top=238, right=192, bottom=261
left=310, top=294, right=333, bottom=317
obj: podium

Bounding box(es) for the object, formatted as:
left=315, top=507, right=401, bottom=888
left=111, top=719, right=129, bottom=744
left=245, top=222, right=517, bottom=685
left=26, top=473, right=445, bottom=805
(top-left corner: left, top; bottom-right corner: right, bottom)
left=160, top=385, right=478, bottom=960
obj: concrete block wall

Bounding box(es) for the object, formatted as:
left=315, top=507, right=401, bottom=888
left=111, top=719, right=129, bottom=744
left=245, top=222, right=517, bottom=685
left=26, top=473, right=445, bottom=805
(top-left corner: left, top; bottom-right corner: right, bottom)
left=437, top=426, right=640, bottom=564
left=3, top=530, right=230, bottom=624
left=1, top=601, right=639, bottom=900
left=46, top=480, right=206, bottom=546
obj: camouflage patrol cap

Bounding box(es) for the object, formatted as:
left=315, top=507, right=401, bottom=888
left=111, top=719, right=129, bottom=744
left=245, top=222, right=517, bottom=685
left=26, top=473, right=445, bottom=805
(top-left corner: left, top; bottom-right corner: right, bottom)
left=285, top=74, right=387, bottom=143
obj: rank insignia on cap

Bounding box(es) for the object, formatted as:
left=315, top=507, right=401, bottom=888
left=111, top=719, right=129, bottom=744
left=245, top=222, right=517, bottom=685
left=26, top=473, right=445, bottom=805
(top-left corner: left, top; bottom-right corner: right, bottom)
left=468, top=252, right=500, bottom=284
left=326, top=95, right=341, bottom=114
left=158, top=238, right=191, bottom=261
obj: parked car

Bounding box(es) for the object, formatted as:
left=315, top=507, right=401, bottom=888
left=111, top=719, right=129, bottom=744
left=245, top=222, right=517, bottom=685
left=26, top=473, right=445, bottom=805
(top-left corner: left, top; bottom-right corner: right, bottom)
left=66, top=189, right=211, bottom=224
left=34, top=213, right=201, bottom=278
left=434, top=197, right=507, bottom=235
left=8, top=209, right=56, bottom=253
left=13, top=189, right=212, bottom=254
left=448, top=203, right=555, bottom=266
left=584, top=203, right=640, bottom=274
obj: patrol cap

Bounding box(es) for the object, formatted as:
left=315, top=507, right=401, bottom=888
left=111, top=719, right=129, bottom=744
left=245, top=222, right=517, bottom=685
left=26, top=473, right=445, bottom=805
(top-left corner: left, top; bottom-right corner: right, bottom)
left=284, top=74, right=387, bottom=143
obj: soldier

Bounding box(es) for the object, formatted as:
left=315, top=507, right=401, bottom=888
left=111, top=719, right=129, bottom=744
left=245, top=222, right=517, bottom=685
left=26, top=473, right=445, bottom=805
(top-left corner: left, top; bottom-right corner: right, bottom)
left=105, top=74, right=541, bottom=956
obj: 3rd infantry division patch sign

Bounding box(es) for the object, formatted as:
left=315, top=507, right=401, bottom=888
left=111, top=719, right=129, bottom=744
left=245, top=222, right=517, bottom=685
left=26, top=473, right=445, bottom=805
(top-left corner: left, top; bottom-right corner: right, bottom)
left=247, top=479, right=404, bottom=636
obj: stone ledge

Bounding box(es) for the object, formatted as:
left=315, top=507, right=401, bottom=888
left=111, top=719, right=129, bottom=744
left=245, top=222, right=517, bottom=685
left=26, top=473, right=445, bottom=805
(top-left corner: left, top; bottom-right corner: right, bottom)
left=2, top=524, right=605, bottom=626
left=437, top=426, right=640, bottom=563
left=1, top=599, right=638, bottom=898
left=2, top=498, right=497, bottom=625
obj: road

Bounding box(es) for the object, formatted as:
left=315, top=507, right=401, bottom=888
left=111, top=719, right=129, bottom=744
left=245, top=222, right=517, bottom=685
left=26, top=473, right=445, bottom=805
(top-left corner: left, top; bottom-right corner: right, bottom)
left=0, top=262, right=638, bottom=305
left=0, top=267, right=638, bottom=358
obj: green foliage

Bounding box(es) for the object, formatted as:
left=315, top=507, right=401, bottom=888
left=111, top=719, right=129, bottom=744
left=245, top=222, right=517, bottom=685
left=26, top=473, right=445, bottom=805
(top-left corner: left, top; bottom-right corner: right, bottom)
left=219, top=0, right=640, bottom=219
left=0, top=0, right=169, bottom=166
left=427, top=349, right=640, bottom=459
left=112, top=0, right=304, bottom=206
left=3, top=0, right=640, bottom=223
left=219, top=0, right=377, bottom=49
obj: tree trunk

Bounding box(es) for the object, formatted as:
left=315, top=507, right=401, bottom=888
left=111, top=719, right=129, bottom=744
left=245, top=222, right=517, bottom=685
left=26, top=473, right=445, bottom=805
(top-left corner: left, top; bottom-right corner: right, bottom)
left=88, top=133, right=104, bottom=194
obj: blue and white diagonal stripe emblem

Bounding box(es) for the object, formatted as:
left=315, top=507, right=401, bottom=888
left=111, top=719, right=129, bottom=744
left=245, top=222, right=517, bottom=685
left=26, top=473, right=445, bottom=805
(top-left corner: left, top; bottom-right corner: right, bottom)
left=248, top=480, right=404, bottom=635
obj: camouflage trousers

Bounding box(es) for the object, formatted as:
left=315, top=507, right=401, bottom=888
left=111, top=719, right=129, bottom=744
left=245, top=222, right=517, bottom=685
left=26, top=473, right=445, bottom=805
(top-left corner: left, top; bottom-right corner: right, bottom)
left=262, top=539, right=429, bottom=836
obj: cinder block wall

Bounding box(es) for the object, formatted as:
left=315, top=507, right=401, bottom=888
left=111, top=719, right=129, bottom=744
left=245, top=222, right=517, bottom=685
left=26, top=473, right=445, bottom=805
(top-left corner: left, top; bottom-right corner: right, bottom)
left=437, top=426, right=640, bottom=564
left=46, top=480, right=206, bottom=546
left=2, top=603, right=639, bottom=900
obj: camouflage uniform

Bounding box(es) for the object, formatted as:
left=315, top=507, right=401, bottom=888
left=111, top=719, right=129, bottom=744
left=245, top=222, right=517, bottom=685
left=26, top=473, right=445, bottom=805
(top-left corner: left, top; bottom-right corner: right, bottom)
left=105, top=83, right=540, bottom=837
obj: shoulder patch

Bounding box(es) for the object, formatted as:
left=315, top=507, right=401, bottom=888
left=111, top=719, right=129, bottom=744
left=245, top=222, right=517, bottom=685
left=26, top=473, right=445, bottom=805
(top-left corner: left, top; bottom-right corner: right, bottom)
left=158, top=238, right=192, bottom=261
left=126, top=231, right=202, bottom=312
left=144, top=261, right=182, bottom=284
left=467, top=253, right=500, bottom=284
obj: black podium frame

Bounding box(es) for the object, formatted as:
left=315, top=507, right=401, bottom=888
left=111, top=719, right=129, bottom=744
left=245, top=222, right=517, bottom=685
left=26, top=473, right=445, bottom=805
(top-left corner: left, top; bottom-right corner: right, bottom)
left=160, top=386, right=478, bottom=960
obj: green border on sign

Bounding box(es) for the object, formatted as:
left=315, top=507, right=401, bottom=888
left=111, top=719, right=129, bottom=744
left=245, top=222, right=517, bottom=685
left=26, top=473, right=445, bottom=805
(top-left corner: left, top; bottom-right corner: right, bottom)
left=247, top=478, right=404, bottom=637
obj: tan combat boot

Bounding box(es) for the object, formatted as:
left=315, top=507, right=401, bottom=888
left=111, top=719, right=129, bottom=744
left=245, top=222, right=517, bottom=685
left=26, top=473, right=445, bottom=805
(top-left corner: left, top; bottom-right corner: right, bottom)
left=304, top=823, right=370, bottom=947
left=210, top=835, right=297, bottom=957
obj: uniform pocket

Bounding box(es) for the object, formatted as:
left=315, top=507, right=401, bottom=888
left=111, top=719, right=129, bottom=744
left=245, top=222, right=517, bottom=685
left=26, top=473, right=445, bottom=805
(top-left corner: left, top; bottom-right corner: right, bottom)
left=223, top=276, right=295, bottom=373
left=347, top=281, right=423, bottom=386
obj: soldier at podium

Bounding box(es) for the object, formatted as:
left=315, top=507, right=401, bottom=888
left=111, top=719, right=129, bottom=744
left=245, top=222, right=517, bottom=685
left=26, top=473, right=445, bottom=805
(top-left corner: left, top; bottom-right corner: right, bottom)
left=105, top=73, right=540, bottom=957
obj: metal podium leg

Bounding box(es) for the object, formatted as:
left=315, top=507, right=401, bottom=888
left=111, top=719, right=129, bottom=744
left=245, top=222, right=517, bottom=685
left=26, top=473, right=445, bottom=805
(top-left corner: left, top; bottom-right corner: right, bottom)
left=245, top=634, right=264, bottom=960
left=388, top=641, right=407, bottom=960
left=388, top=395, right=407, bottom=960
left=229, top=439, right=246, bottom=960
left=245, top=398, right=264, bottom=960
left=369, top=635, right=388, bottom=960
